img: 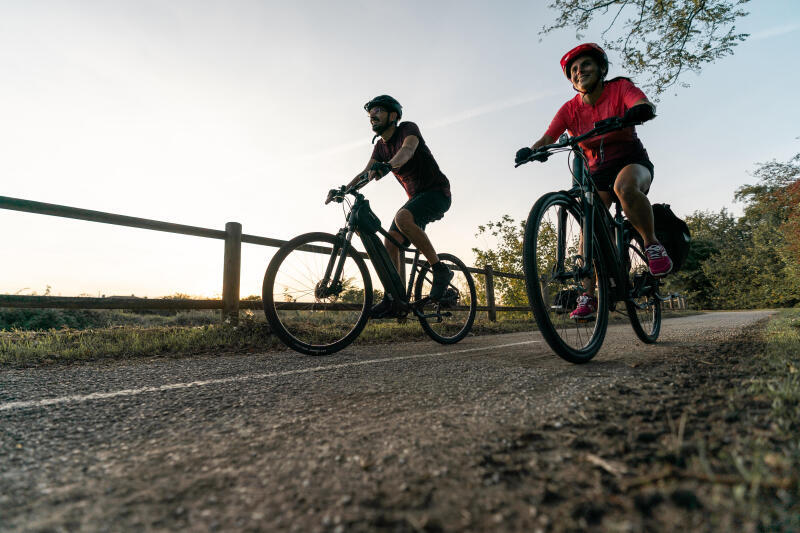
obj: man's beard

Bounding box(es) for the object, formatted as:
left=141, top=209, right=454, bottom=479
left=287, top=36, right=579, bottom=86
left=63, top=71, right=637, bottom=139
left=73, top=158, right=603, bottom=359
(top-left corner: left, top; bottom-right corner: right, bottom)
left=371, top=121, right=388, bottom=134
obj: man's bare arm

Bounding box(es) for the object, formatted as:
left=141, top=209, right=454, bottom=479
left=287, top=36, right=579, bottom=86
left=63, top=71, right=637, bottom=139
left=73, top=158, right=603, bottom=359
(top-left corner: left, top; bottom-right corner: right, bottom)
left=388, top=135, right=419, bottom=169
left=347, top=158, right=378, bottom=188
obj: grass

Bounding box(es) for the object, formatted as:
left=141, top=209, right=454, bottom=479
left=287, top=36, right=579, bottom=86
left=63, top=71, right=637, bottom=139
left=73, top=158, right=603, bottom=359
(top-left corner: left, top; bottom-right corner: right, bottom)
left=0, top=308, right=700, bottom=367
left=751, top=309, right=800, bottom=427
left=702, top=308, right=800, bottom=528
left=0, top=314, right=539, bottom=367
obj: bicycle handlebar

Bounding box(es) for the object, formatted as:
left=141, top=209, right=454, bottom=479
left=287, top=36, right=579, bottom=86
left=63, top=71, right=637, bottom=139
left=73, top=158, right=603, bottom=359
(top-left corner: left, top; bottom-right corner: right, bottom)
left=515, top=116, right=644, bottom=168
left=324, top=173, right=370, bottom=205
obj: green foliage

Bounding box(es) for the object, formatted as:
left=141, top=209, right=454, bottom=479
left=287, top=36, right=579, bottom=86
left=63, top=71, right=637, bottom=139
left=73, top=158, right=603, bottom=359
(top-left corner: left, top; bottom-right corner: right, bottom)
left=541, top=0, right=750, bottom=97
left=665, top=153, right=800, bottom=309
left=471, top=215, right=528, bottom=308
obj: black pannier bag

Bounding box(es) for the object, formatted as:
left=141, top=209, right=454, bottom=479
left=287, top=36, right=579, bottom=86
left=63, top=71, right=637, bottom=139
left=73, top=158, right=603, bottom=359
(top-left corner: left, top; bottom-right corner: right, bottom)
left=651, top=203, right=691, bottom=273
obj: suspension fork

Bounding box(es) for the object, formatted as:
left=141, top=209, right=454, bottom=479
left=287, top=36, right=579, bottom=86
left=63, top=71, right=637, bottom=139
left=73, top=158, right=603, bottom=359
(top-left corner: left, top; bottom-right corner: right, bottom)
left=579, top=190, right=596, bottom=279
left=323, top=226, right=355, bottom=289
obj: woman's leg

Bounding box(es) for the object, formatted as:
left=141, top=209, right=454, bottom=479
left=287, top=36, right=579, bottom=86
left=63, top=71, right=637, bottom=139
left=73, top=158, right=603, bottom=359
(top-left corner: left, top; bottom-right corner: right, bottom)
left=613, top=164, right=657, bottom=246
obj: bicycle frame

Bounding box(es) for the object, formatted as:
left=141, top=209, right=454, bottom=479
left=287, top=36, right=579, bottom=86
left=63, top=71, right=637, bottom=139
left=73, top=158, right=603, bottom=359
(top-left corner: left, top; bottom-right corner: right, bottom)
left=564, top=149, right=638, bottom=306
left=325, top=189, right=426, bottom=311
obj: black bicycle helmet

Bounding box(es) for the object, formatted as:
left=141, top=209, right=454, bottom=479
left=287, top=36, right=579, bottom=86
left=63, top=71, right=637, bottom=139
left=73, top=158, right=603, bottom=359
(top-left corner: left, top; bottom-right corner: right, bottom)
left=364, top=95, right=402, bottom=120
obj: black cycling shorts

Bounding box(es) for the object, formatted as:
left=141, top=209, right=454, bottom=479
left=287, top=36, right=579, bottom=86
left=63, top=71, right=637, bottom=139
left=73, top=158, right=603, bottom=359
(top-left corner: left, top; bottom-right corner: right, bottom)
left=389, top=189, right=451, bottom=246
left=590, top=158, right=655, bottom=192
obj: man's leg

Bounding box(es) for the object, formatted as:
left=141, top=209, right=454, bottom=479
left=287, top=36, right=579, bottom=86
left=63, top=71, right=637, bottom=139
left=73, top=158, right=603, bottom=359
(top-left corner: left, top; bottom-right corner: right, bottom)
left=394, top=208, right=452, bottom=301
left=393, top=209, right=438, bottom=265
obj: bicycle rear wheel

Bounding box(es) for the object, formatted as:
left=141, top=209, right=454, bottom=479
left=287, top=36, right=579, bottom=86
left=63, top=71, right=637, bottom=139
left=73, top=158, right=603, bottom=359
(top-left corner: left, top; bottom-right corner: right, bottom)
left=263, top=232, right=372, bottom=355
left=523, top=192, right=609, bottom=364
left=414, top=253, right=477, bottom=344
left=625, top=237, right=662, bottom=343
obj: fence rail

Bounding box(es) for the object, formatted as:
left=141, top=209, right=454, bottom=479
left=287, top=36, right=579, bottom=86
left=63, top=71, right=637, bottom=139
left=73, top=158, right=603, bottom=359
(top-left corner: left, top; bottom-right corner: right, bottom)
left=0, top=195, right=537, bottom=322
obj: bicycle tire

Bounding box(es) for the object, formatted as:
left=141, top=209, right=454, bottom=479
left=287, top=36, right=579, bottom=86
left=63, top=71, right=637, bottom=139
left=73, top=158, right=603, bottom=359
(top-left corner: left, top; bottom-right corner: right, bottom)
left=625, top=238, right=662, bottom=343
left=263, top=232, right=372, bottom=355
left=414, top=253, right=477, bottom=344
left=522, top=192, right=609, bottom=364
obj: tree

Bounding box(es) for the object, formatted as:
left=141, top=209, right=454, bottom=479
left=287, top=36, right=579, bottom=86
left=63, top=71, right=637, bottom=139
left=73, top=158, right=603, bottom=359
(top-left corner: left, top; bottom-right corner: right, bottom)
left=541, top=0, right=750, bottom=96
left=662, top=208, right=736, bottom=308
left=471, top=215, right=528, bottom=308
left=667, top=153, right=800, bottom=309
left=736, top=153, right=800, bottom=263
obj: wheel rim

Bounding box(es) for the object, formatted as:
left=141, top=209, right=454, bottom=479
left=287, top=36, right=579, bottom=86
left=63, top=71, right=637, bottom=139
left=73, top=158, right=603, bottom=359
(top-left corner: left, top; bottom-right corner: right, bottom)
left=415, top=256, right=475, bottom=342
left=266, top=236, right=370, bottom=350
left=530, top=198, right=605, bottom=352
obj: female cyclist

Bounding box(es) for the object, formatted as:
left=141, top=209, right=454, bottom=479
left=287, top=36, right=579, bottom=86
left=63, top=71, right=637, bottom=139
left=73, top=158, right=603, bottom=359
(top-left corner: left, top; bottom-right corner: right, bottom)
left=515, top=43, right=672, bottom=319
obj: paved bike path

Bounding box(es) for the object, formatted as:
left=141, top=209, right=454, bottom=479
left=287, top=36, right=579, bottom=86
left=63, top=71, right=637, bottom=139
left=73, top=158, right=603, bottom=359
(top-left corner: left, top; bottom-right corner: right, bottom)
left=0, top=311, right=773, bottom=531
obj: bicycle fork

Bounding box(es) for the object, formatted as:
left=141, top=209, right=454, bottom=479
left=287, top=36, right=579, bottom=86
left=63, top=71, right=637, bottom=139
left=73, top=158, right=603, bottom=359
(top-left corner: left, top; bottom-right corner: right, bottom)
left=315, top=227, right=354, bottom=299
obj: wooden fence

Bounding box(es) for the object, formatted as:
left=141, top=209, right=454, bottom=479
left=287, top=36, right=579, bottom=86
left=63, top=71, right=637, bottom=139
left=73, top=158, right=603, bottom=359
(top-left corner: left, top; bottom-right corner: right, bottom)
left=0, top=195, right=534, bottom=323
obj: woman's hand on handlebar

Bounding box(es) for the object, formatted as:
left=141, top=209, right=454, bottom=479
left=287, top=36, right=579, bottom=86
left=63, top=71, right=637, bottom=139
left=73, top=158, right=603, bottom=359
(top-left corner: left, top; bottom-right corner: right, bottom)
left=514, top=146, right=550, bottom=167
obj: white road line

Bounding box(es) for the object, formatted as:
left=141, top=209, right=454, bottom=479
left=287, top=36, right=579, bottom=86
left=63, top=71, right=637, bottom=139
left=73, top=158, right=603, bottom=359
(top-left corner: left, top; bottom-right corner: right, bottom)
left=0, top=340, right=539, bottom=412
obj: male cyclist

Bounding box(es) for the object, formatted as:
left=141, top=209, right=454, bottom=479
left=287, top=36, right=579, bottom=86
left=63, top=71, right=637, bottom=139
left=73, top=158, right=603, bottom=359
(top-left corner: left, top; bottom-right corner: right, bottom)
left=346, top=95, right=452, bottom=318
left=515, top=43, right=672, bottom=319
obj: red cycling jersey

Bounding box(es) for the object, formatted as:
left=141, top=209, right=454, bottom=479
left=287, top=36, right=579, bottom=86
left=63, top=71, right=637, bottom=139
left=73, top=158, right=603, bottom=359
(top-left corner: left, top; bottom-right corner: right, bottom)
left=544, top=78, right=650, bottom=175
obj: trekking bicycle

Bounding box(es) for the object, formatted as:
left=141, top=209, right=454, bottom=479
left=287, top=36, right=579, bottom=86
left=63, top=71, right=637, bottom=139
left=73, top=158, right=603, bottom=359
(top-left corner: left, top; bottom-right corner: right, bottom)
left=262, top=174, right=477, bottom=355
left=516, top=117, right=663, bottom=364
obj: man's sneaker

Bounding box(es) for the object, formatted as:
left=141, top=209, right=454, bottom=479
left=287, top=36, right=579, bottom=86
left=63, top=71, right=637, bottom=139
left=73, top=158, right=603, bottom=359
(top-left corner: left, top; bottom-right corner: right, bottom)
left=569, top=293, right=597, bottom=319
left=429, top=262, right=454, bottom=301
left=370, top=297, right=394, bottom=319
left=645, top=243, right=673, bottom=277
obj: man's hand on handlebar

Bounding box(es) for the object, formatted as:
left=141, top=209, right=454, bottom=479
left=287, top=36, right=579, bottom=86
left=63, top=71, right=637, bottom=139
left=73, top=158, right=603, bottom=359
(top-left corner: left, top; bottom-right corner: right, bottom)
left=325, top=185, right=346, bottom=205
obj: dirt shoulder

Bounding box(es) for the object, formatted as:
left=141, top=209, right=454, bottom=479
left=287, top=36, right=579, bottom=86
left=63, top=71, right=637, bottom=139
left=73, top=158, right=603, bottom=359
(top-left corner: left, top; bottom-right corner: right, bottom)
left=468, top=313, right=800, bottom=532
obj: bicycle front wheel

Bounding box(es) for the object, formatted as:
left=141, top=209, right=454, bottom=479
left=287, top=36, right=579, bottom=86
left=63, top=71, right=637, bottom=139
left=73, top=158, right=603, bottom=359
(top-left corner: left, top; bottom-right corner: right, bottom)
left=522, top=192, right=609, bottom=364
left=263, top=232, right=372, bottom=355
left=414, top=253, right=477, bottom=344
left=625, top=237, right=662, bottom=343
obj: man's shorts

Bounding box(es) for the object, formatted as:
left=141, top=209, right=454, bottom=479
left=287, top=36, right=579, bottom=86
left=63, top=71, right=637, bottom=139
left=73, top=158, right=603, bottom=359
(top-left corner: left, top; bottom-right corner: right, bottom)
left=590, top=158, right=655, bottom=192
left=389, top=189, right=451, bottom=247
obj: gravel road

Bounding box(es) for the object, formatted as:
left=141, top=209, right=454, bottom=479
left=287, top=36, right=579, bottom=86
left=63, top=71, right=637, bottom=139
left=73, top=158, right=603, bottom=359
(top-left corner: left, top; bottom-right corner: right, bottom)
left=0, top=310, right=773, bottom=531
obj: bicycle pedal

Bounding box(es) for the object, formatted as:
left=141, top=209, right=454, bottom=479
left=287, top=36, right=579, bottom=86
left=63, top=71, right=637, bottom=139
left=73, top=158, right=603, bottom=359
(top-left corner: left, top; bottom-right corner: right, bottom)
left=573, top=316, right=596, bottom=323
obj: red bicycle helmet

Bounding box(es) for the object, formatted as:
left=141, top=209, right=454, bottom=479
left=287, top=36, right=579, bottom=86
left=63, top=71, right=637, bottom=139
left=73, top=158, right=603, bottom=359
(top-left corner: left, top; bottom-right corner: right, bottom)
left=560, top=43, right=608, bottom=79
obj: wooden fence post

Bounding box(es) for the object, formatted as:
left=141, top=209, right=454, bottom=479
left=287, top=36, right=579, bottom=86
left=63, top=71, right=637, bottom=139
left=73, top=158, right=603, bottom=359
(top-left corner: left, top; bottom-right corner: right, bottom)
left=485, top=265, right=497, bottom=322
left=223, top=222, right=242, bottom=324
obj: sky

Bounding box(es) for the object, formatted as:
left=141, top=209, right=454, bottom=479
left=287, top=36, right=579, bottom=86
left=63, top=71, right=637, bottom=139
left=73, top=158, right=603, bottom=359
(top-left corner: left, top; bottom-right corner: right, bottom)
left=1, top=0, right=798, bottom=299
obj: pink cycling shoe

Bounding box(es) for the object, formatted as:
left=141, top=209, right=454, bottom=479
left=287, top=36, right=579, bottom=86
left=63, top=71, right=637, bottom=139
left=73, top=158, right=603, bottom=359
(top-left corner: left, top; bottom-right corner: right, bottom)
left=569, top=293, right=597, bottom=319
left=645, top=243, right=673, bottom=277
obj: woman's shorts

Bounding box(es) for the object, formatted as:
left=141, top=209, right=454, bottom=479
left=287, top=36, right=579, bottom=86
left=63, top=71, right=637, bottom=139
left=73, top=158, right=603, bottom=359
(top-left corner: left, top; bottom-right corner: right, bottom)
left=590, top=158, right=655, bottom=192
left=389, top=189, right=451, bottom=246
